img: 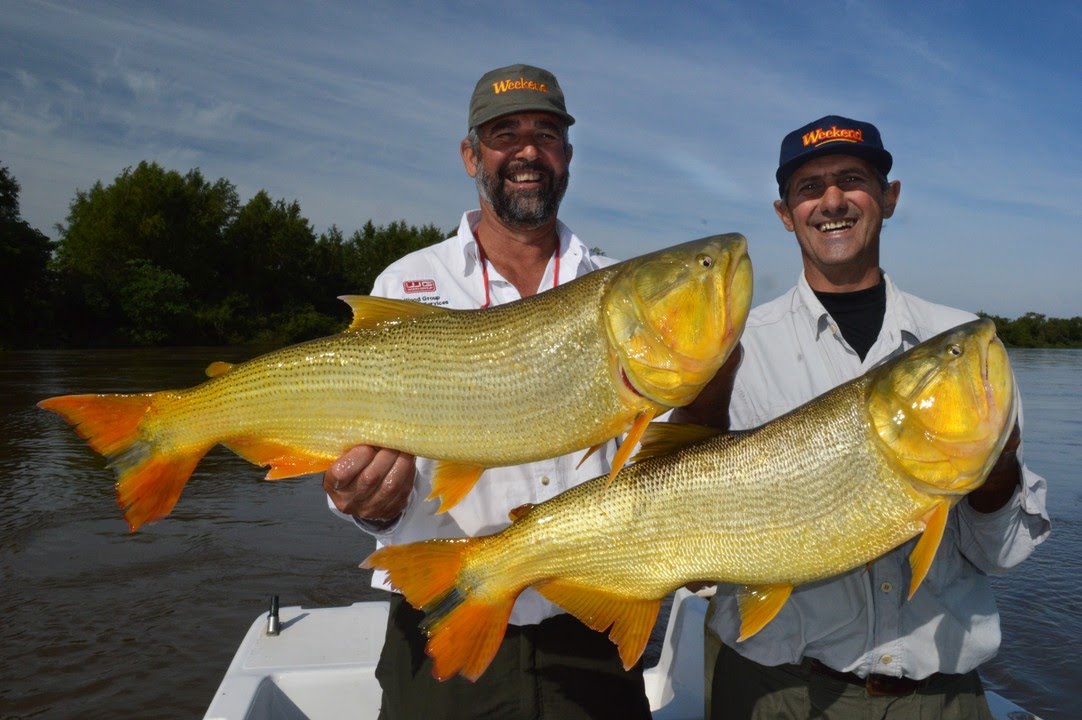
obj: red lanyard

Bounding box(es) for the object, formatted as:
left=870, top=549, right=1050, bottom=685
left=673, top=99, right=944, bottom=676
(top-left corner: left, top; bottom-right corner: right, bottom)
left=473, top=229, right=560, bottom=309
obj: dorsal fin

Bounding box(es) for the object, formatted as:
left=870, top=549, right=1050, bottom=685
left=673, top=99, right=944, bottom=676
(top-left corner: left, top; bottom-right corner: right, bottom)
left=205, top=361, right=234, bottom=378
left=633, top=421, right=721, bottom=462
left=338, top=295, right=451, bottom=331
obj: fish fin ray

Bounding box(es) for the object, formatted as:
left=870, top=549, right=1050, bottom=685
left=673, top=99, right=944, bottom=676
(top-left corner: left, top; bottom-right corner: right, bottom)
left=736, top=584, right=792, bottom=641
left=507, top=503, right=534, bottom=522
left=606, top=409, right=657, bottom=488
left=535, top=579, right=662, bottom=669
left=223, top=439, right=335, bottom=480
left=339, top=295, right=450, bottom=331
left=39, top=393, right=153, bottom=456
left=575, top=442, right=604, bottom=469
left=908, top=502, right=949, bottom=599
left=428, top=462, right=486, bottom=513
left=204, top=361, right=234, bottom=378
left=362, top=539, right=473, bottom=608
left=39, top=393, right=206, bottom=531
left=422, top=590, right=516, bottom=682
left=363, top=539, right=515, bottom=682
left=634, top=421, right=721, bottom=461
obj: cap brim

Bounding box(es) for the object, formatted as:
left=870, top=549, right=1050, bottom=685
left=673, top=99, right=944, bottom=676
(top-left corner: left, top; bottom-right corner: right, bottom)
left=471, top=106, right=575, bottom=129
left=776, top=145, right=893, bottom=190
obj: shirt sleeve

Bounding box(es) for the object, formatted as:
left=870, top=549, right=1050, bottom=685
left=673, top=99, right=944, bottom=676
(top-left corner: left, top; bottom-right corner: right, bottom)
left=954, top=394, right=1051, bottom=573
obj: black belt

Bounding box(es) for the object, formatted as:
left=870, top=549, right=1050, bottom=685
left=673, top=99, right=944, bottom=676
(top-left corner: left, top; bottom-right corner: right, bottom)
left=807, top=659, right=937, bottom=697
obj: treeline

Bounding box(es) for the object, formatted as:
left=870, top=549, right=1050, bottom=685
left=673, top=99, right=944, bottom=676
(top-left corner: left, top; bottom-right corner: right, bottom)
left=979, top=312, right=1082, bottom=349
left=3, top=162, right=1080, bottom=349
left=1, top=161, right=446, bottom=348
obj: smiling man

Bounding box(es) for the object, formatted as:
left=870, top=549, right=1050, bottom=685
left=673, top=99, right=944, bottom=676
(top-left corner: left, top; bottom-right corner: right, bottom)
left=680, top=115, right=1050, bottom=719
left=322, top=65, right=650, bottom=720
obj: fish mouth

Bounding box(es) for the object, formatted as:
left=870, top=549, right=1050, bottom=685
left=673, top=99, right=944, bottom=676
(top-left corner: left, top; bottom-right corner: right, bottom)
left=621, top=369, right=645, bottom=398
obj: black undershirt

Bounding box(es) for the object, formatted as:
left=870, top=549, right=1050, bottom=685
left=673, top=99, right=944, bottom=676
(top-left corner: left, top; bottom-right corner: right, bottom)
left=814, top=281, right=887, bottom=362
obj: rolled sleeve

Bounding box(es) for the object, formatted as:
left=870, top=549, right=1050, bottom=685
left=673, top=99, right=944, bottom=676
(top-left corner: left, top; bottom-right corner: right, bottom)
left=956, top=456, right=1050, bottom=573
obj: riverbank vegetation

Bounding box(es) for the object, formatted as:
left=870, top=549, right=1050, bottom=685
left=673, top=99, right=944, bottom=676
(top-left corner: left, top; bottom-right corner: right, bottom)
left=3, top=162, right=1080, bottom=349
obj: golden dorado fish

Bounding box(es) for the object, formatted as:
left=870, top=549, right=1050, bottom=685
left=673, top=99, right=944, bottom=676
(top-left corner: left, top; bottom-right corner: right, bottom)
left=39, top=234, right=752, bottom=531
left=363, top=318, right=1016, bottom=682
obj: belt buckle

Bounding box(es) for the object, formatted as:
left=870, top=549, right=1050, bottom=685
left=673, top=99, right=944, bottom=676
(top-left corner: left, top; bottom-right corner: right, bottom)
left=865, top=673, right=917, bottom=697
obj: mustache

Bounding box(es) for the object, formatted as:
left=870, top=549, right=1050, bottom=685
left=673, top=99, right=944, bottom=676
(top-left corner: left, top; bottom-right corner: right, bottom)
left=499, top=160, right=551, bottom=179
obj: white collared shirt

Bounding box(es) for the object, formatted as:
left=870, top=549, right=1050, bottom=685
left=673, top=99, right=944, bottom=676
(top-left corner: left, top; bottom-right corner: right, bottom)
left=706, top=271, right=1051, bottom=679
left=332, top=210, right=618, bottom=626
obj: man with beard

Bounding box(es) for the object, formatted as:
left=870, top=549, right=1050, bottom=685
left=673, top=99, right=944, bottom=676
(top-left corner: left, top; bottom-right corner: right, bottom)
left=323, top=65, right=651, bottom=720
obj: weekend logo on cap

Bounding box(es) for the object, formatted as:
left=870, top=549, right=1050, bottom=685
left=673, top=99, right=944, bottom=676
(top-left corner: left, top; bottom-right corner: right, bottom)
left=468, top=63, right=575, bottom=129
left=775, top=114, right=893, bottom=196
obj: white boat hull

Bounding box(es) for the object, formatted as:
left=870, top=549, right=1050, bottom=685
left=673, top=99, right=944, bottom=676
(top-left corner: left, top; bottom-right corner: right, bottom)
left=204, top=590, right=1040, bottom=720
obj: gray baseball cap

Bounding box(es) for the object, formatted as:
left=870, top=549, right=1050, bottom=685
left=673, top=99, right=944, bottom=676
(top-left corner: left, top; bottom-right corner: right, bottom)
left=468, top=64, right=575, bottom=129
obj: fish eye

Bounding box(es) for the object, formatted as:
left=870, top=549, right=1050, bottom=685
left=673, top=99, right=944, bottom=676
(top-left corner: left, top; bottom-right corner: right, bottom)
left=947, top=344, right=963, bottom=357
left=697, top=254, right=713, bottom=268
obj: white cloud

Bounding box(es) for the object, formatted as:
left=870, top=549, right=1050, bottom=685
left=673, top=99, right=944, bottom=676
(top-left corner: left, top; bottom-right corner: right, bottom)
left=1, top=0, right=1078, bottom=317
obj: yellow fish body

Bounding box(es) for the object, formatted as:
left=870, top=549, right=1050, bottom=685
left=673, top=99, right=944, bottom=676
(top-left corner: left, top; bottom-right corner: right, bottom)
left=364, top=318, right=1016, bottom=681
left=39, top=234, right=752, bottom=531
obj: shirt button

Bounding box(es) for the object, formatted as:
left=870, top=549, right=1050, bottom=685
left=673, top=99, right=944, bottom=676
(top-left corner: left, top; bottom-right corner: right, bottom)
left=880, top=655, right=893, bottom=665
left=881, top=582, right=893, bottom=593
left=540, top=476, right=550, bottom=486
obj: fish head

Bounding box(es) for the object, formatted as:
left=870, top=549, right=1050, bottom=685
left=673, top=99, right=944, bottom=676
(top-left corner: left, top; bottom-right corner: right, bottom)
left=867, top=318, right=1016, bottom=497
left=603, top=234, right=752, bottom=406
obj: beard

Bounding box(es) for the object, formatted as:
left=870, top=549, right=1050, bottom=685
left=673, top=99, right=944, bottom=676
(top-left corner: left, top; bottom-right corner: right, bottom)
left=475, top=158, right=569, bottom=229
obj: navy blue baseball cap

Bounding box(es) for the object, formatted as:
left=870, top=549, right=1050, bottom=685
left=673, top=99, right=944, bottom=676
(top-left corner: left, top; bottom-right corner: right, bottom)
left=776, top=115, right=893, bottom=197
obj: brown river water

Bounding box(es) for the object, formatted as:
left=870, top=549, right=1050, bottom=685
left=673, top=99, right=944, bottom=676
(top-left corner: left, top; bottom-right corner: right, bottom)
left=1, top=347, right=1078, bottom=719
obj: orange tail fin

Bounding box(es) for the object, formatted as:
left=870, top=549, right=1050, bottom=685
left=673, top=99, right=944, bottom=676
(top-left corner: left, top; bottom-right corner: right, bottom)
left=362, top=539, right=517, bottom=682
left=38, top=393, right=207, bottom=532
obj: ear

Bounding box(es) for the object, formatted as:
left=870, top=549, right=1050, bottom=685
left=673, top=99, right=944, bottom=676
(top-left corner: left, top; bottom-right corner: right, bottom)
left=774, top=199, right=795, bottom=232
left=461, top=138, right=480, bottom=178
left=566, top=142, right=573, bottom=164
left=881, top=179, right=901, bottom=219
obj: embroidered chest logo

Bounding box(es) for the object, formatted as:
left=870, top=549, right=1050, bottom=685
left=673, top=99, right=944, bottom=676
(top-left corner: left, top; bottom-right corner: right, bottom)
left=403, top=279, right=437, bottom=294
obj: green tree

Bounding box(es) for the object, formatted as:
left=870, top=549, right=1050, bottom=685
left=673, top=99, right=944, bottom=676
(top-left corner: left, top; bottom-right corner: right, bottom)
left=54, top=162, right=238, bottom=344
left=0, top=165, right=55, bottom=348
left=216, top=191, right=342, bottom=343
left=343, top=219, right=446, bottom=295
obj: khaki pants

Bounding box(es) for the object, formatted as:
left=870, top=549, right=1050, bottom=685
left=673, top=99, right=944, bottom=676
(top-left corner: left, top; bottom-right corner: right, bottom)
left=708, top=641, right=993, bottom=720
left=376, top=594, right=652, bottom=720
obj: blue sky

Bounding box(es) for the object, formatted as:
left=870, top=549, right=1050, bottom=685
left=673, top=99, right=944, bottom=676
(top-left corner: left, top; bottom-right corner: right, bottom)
left=2, top=1, right=1079, bottom=318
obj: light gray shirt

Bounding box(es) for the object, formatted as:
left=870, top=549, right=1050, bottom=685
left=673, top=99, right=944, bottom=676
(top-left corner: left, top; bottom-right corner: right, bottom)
left=706, top=271, right=1051, bottom=679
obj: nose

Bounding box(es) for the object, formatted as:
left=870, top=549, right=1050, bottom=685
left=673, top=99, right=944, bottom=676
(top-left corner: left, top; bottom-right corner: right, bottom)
left=820, top=184, right=847, bottom=214
left=514, top=141, right=539, bottom=161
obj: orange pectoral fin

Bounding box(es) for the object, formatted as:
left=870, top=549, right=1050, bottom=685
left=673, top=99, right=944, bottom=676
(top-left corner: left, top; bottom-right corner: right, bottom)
left=535, top=579, right=663, bottom=670
left=223, top=439, right=336, bottom=479
left=736, top=584, right=793, bottom=641
left=908, top=502, right=949, bottom=599
left=605, top=409, right=657, bottom=489
left=575, top=442, right=604, bottom=470
left=428, top=461, right=486, bottom=513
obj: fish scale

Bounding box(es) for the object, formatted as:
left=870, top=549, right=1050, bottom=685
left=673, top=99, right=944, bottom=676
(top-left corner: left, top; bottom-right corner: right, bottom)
left=39, top=234, right=752, bottom=530
left=365, top=318, right=1017, bottom=681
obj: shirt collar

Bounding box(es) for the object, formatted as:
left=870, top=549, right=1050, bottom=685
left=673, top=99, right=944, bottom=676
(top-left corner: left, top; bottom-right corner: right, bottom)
left=794, top=270, right=922, bottom=350
left=452, top=209, right=592, bottom=285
